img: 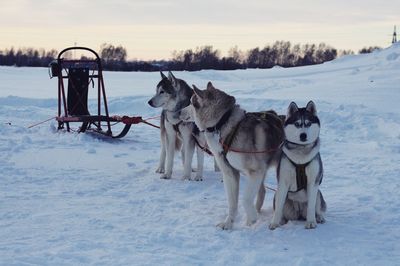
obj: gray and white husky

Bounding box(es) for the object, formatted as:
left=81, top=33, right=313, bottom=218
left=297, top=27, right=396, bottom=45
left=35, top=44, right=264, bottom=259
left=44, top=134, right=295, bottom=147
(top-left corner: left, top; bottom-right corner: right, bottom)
left=148, top=71, right=204, bottom=181
left=190, top=82, right=284, bottom=229
left=269, top=101, right=326, bottom=230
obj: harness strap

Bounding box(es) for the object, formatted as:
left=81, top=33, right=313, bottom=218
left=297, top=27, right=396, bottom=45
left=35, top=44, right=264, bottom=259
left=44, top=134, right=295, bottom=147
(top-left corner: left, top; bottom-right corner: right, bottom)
left=166, top=114, right=212, bottom=154
left=221, top=117, right=245, bottom=155
left=219, top=110, right=284, bottom=155
left=172, top=121, right=183, bottom=134
left=206, top=108, right=233, bottom=133
left=164, top=114, right=182, bottom=134
left=192, top=135, right=213, bottom=155
left=285, top=156, right=311, bottom=193
left=283, top=149, right=321, bottom=193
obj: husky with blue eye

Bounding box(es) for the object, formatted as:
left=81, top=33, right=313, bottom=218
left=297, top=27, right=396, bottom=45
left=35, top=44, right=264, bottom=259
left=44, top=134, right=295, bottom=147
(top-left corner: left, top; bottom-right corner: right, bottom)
left=270, top=101, right=326, bottom=230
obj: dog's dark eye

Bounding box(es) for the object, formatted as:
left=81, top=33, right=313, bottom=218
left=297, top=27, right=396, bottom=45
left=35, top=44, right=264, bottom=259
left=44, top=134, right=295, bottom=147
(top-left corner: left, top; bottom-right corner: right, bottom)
left=305, top=121, right=312, bottom=127
left=160, top=91, right=164, bottom=94
left=294, top=121, right=301, bottom=128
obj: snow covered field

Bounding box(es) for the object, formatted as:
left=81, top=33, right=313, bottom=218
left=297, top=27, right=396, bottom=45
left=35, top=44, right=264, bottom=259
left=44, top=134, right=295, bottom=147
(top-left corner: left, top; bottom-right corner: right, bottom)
left=1, top=44, right=400, bottom=265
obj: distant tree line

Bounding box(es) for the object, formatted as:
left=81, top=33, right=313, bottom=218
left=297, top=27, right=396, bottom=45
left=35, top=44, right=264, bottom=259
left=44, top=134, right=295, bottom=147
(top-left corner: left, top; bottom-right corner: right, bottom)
left=0, top=43, right=381, bottom=71
left=169, top=42, right=354, bottom=71
left=0, top=48, right=58, bottom=67
left=358, top=46, right=382, bottom=54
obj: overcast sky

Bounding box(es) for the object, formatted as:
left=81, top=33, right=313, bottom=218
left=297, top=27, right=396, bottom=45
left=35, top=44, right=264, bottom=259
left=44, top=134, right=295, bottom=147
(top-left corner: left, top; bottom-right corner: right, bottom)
left=1, top=0, right=399, bottom=60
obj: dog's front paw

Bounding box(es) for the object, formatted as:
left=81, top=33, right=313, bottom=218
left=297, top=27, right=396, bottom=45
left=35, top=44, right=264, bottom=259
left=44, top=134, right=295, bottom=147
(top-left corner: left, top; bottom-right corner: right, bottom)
left=268, top=223, right=280, bottom=230
left=181, top=175, right=191, bottom=181
left=156, top=166, right=165, bottom=174
left=305, top=221, right=317, bottom=229
left=193, top=176, right=203, bottom=181
left=216, top=217, right=234, bottom=230
left=160, top=174, right=171, bottom=179
left=246, top=218, right=257, bottom=227
left=316, top=215, right=326, bottom=224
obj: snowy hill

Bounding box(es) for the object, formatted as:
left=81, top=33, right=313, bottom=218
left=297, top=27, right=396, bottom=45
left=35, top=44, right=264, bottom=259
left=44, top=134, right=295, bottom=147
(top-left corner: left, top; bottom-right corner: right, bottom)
left=1, top=44, right=400, bottom=265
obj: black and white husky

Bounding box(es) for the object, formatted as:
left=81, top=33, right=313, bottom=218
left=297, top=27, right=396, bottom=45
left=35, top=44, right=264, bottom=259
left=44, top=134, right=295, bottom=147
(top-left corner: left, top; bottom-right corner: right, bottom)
left=270, top=101, right=326, bottom=230
left=148, top=71, right=204, bottom=181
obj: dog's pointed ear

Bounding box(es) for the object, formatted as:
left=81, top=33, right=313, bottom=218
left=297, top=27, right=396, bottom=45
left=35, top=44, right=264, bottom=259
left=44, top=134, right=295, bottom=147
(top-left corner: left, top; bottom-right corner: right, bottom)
left=192, top=84, right=204, bottom=98
left=306, top=101, right=317, bottom=115
left=206, top=82, right=214, bottom=90
left=168, top=71, right=177, bottom=85
left=160, top=71, right=167, bottom=79
left=287, top=102, right=299, bottom=117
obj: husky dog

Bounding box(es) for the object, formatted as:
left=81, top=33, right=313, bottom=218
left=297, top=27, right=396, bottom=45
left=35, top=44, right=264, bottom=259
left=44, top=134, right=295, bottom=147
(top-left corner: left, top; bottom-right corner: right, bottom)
left=190, top=82, right=284, bottom=229
left=148, top=71, right=204, bottom=181
left=269, top=101, right=326, bottom=230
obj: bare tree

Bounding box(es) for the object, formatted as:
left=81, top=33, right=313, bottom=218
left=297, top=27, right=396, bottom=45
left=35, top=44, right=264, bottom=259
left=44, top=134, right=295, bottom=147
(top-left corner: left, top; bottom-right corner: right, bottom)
left=99, top=43, right=127, bottom=63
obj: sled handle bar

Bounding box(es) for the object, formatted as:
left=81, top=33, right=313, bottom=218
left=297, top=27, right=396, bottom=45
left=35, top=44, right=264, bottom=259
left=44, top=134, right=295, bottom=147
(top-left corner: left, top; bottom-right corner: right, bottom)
left=57, top=47, right=101, bottom=61
left=56, top=47, right=103, bottom=71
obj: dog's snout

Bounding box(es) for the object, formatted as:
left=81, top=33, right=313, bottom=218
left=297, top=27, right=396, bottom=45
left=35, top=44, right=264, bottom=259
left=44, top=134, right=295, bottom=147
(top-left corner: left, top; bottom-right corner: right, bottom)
left=300, top=133, right=307, bottom=142
left=148, top=100, right=153, bottom=106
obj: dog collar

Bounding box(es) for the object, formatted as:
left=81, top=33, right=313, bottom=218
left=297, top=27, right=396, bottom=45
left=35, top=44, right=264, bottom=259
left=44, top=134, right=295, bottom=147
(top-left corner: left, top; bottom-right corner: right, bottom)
left=206, top=108, right=233, bottom=133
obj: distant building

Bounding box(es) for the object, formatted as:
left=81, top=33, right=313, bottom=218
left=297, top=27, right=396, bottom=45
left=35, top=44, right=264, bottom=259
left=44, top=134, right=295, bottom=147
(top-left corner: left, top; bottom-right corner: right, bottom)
left=393, top=26, right=397, bottom=43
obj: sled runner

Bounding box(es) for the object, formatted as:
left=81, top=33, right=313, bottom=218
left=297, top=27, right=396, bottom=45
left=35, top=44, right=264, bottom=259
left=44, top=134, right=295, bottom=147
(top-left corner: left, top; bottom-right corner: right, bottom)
left=49, top=47, right=158, bottom=138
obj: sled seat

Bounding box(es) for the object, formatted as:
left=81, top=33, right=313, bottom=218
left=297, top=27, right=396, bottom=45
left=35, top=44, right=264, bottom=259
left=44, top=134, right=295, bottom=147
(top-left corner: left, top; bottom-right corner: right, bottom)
left=67, top=67, right=90, bottom=116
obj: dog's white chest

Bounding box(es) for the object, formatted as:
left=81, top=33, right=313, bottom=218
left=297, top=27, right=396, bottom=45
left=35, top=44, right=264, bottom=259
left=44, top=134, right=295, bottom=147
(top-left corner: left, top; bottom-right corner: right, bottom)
left=204, top=132, right=224, bottom=154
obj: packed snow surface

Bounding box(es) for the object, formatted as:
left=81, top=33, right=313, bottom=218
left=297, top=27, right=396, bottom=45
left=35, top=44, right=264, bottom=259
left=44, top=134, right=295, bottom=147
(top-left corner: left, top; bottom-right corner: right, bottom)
left=1, top=44, right=400, bottom=265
